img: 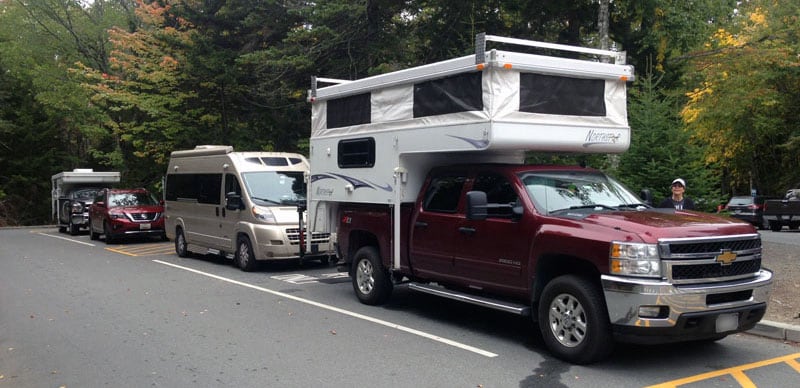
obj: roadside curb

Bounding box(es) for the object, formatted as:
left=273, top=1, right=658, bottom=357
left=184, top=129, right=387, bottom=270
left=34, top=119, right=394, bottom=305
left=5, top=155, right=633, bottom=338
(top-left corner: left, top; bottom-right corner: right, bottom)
left=748, top=320, right=800, bottom=342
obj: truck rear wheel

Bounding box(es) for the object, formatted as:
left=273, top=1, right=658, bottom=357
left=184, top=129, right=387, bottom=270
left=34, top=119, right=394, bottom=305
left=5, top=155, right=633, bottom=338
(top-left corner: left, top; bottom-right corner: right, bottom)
left=352, top=246, right=392, bottom=305
left=538, top=274, right=613, bottom=364
left=770, top=221, right=782, bottom=232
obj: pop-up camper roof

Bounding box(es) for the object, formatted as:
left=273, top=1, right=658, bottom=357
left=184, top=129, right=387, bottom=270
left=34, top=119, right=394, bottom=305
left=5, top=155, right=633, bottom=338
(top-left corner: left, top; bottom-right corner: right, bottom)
left=309, top=33, right=634, bottom=155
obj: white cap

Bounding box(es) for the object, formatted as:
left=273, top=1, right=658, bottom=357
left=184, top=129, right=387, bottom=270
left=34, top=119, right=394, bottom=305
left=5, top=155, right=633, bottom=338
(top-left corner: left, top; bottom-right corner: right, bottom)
left=672, top=178, right=686, bottom=187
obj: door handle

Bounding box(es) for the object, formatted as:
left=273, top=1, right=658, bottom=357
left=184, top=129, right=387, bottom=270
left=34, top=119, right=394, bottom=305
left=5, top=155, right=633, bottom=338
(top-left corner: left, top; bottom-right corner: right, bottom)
left=415, top=221, right=428, bottom=228
left=458, top=227, right=476, bottom=235
left=215, top=207, right=219, bottom=217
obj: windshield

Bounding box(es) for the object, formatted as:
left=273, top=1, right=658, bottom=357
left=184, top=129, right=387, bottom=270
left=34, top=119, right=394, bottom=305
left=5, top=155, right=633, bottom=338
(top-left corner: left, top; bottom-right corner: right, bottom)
left=518, top=170, right=645, bottom=215
left=110, top=192, right=158, bottom=207
left=241, top=171, right=306, bottom=206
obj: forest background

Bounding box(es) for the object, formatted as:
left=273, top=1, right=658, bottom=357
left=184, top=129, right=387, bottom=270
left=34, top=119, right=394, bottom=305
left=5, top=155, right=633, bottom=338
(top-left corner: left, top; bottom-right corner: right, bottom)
left=1, top=0, right=799, bottom=226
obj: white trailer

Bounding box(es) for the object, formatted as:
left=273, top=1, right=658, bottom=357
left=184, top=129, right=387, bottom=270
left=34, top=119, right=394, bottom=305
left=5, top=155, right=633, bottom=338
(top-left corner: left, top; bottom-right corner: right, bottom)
left=52, top=169, right=120, bottom=234
left=305, top=33, right=635, bottom=262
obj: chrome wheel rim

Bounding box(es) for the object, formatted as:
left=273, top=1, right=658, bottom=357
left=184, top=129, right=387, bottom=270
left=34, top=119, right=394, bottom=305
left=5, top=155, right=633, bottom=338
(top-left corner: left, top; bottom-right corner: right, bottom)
left=548, top=293, right=587, bottom=348
left=238, top=242, right=250, bottom=266
left=355, top=258, right=374, bottom=295
left=177, top=233, right=186, bottom=254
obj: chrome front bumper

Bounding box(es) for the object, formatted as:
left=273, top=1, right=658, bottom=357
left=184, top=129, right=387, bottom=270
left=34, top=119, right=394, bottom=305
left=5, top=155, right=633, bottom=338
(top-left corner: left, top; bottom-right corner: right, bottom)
left=602, top=269, right=772, bottom=330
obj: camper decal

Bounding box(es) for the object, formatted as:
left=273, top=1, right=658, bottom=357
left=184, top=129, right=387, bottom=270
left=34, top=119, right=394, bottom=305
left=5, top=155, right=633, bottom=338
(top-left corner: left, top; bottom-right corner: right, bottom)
left=583, top=130, right=622, bottom=147
left=447, top=135, right=489, bottom=149
left=310, top=173, right=392, bottom=192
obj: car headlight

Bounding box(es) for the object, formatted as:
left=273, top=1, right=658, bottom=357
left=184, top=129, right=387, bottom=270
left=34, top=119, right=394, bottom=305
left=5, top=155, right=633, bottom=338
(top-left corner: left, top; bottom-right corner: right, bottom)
left=252, top=206, right=276, bottom=223
left=109, top=212, right=125, bottom=219
left=71, top=202, right=84, bottom=213
left=610, top=241, right=661, bottom=278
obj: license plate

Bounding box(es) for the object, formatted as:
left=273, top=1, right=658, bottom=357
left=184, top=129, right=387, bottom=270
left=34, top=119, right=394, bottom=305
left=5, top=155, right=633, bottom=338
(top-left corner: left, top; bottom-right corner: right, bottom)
left=716, top=313, right=739, bottom=333
left=140, top=223, right=151, bottom=230
left=734, top=210, right=741, bottom=214
left=782, top=215, right=790, bottom=220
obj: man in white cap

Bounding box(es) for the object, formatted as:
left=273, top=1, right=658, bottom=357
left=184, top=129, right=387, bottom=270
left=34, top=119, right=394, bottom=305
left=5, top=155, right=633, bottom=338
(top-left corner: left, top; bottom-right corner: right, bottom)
left=658, top=178, right=695, bottom=210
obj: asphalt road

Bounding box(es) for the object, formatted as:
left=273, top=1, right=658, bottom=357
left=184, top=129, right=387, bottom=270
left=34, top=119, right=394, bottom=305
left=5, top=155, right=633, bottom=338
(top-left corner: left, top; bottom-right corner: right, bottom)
left=1, top=227, right=799, bottom=387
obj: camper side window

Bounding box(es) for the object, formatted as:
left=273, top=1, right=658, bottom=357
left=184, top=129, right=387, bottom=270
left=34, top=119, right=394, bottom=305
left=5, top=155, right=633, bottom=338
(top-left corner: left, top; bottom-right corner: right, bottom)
left=338, top=138, right=375, bottom=168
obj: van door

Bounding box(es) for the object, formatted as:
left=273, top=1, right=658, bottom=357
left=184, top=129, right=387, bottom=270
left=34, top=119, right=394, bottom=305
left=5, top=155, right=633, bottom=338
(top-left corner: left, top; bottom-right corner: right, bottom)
left=219, top=173, right=244, bottom=252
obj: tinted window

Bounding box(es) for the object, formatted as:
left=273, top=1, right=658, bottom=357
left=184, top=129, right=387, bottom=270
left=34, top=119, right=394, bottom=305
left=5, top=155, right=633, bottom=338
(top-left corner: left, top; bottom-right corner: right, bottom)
left=422, top=174, right=466, bottom=213
left=472, top=173, right=518, bottom=217
left=520, top=73, right=605, bottom=116
left=338, top=138, right=375, bottom=168
left=414, top=72, right=483, bottom=118
left=327, top=93, right=371, bottom=129
left=165, top=173, right=222, bottom=204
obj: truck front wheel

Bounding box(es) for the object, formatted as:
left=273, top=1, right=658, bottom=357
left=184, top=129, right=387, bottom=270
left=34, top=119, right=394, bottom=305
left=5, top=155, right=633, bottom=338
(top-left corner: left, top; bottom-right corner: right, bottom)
left=352, top=246, right=392, bottom=305
left=538, top=275, right=613, bottom=364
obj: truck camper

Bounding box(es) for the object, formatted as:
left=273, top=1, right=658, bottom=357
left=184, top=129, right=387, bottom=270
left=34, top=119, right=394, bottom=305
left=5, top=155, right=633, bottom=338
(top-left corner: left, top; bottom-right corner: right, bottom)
left=164, top=145, right=334, bottom=271
left=52, top=169, right=121, bottom=235
left=305, top=34, right=772, bottom=364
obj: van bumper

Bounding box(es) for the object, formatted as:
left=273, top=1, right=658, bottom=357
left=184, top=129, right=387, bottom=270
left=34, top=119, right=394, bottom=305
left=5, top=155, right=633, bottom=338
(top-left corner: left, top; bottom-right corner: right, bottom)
left=249, top=224, right=334, bottom=261
left=601, top=270, right=772, bottom=343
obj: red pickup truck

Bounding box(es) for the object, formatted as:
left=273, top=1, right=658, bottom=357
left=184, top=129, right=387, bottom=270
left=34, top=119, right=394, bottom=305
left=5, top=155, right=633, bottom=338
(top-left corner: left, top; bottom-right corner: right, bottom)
left=336, top=164, right=772, bottom=364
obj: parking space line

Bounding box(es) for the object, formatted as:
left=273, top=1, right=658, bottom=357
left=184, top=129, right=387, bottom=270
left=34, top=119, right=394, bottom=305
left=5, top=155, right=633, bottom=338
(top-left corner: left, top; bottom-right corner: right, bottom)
left=36, top=232, right=95, bottom=247
left=152, top=259, right=499, bottom=358
left=646, top=352, right=800, bottom=388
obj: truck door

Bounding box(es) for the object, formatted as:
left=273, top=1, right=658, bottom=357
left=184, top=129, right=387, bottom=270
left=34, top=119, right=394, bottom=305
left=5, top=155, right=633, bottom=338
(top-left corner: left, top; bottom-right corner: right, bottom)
left=219, top=173, right=244, bottom=252
left=451, top=172, right=529, bottom=295
left=409, top=173, right=466, bottom=281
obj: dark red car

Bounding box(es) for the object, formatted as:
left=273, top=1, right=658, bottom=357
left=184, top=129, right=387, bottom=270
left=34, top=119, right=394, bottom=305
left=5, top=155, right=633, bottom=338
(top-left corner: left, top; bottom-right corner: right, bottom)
left=88, top=188, right=166, bottom=243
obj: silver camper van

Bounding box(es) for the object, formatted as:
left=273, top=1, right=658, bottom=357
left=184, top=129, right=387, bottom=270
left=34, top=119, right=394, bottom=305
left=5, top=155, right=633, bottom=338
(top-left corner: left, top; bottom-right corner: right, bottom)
left=164, top=145, right=334, bottom=271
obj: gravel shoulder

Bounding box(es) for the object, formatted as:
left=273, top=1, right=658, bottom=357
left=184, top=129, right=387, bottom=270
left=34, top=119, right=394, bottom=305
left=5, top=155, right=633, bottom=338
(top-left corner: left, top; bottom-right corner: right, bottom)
left=762, top=239, right=800, bottom=326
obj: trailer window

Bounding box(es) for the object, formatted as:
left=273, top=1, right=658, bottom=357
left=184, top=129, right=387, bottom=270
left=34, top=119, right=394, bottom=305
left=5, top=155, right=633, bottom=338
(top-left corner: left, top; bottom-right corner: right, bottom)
left=327, top=93, right=371, bottom=129
left=520, top=73, right=605, bottom=116
left=338, top=138, right=375, bottom=168
left=413, top=72, right=483, bottom=118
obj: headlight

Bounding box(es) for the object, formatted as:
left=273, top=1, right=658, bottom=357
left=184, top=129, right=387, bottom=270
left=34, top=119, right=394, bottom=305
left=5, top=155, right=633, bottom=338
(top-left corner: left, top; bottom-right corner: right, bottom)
left=71, top=202, right=83, bottom=213
left=609, top=241, right=661, bottom=278
left=109, top=212, right=124, bottom=219
left=252, top=206, right=276, bottom=223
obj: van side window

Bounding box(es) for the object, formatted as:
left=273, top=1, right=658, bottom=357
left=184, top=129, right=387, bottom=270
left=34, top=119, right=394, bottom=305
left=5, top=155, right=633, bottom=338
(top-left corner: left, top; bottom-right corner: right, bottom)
left=472, top=173, right=518, bottom=217
left=165, top=173, right=222, bottom=205
left=422, top=174, right=466, bottom=213
left=225, top=174, right=241, bottom=196
left=338, top=138, right=375, bottom=168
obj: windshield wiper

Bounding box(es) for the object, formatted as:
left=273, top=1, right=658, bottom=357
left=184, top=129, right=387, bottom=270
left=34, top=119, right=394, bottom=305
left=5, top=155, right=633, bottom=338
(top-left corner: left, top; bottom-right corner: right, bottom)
left=569, top=204, right=616, bottom=210
left=251, top=196, right=280, bottom=205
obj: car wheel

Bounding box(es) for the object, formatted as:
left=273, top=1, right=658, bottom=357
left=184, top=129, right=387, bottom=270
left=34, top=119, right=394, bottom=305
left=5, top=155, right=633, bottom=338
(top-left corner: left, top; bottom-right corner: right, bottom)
left=538, top=274, right=613, bottom=365
left=235, top=236, right=256, bottom=272
left=103, top=222, right=115, bottom=244
left=89, top=225, right=99, bottom=240
left=770, top=221, right=782, bottom=232
left=175, top=228, right=189, bottom=257
left=69, top=220, right=79, bottom=236
left=351, top=246, right=393, bottom=305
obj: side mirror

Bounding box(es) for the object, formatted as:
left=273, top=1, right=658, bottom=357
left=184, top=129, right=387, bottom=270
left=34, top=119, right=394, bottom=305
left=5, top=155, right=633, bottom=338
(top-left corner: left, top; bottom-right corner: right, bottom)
left=94, top=201, right=106, bottom=208
left=225, top=192, right=244, bottom=211
left=466, top=191, right=488, bottom=220
left=639, top=189, right=653, bottom=206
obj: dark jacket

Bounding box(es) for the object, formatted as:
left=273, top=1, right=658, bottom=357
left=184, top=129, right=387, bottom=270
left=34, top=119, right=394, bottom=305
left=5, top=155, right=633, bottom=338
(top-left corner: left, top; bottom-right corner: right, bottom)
left=658, top=197, right=695, bottom=210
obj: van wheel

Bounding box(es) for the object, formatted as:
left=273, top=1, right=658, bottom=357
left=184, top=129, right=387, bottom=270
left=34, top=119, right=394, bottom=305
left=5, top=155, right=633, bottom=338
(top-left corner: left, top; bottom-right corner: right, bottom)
left=538, top=275, right=613, bottom=364
left=236, top=236, right=256, bottom=272
left=352, top=246, right=392, bottom=305
left=175, top=228, right=189, bottom=257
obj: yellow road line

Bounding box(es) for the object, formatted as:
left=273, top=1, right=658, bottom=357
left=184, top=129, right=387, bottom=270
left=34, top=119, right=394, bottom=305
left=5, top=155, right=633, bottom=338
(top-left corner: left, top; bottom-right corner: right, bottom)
left=647, top=352, right=800, bottom=388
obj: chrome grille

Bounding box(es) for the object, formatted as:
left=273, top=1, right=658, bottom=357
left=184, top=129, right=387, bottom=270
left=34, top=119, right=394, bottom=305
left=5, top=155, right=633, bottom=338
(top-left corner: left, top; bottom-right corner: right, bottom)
left=659, top=234, right=763, bottom=284
left=128, top=212, right=160, bottom=222
left=286, top=228, right=331, bottom=245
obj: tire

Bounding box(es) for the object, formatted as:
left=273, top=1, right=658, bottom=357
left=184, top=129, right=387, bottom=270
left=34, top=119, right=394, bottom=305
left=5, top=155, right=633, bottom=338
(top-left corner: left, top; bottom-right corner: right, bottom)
left=789, top=222, right=800, bottom=230
left=175, top=228, right=189, bottom=257
left=103, top=222, right=115, bottom=244
left=351, top=246, right=393, bottom=305
left=235, top=235, right=256, bottom=272
left=89, top=225, right=99, bottom=241
left=759, top=217, right=769, bottom=230
left=770, top=221, right=782, bottom=232
left=538, top=274, right=613, bottom=365
left=69, top=220, right=79, bottom=236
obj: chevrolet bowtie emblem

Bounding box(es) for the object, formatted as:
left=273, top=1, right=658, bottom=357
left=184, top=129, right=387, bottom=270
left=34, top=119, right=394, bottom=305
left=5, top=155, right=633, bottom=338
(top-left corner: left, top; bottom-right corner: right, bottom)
left=716, top=250, right=737, bottom=265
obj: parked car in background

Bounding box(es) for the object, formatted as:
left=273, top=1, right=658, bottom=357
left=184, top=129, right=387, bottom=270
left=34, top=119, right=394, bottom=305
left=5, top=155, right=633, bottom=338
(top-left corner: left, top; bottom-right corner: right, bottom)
left=725, top=195, right=775, bottom=230
left=763, top=188, right=800, bottom=232
left=89, top=188, right=166, bottom=243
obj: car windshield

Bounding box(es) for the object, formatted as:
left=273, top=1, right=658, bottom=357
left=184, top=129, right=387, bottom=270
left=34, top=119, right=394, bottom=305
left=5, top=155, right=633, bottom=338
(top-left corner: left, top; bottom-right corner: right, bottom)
left=241, top=171, right=306, bottom=206
left=110, top=192, right=158, bottom=207
left=727, top=197, right=754, bottom=206
left=518, top=170, right=645, bottom=215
